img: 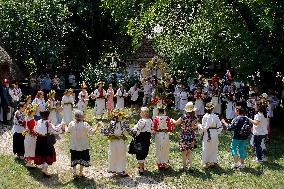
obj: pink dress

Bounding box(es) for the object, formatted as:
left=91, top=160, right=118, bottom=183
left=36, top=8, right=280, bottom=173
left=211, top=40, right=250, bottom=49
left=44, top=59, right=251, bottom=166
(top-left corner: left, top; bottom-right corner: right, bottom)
left=106, top=88, right=114, bottom=110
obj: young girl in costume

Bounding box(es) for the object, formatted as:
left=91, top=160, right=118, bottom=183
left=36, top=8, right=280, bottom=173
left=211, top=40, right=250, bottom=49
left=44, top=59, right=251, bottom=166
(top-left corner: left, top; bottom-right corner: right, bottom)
left=12, top=102, right=26, bottom=159
left=106, top=84, right=115, bottom=113
left=77, top=94, right=87, bottom=115
left=194, top=87, right=205, bottom=121
left=226, top=94, right=236, bottom=121
left=172, top=102, right=198, bottom=170
left=131, top=107, right=152, bottom=175
left=34, top=110, right=63, bottom=177
left=46, top=90, right=57, bottom=125
left=32, top=91, right=46, bottom=121
left=199, top=102, right=223, bottom=168
left=115, top=84, right=128, bottom=109
left=61, top=89, right=74, bottom=124
left=153, top=105, right=174, bottom=170
left=101, top=109, right=131, bottom=177
left=91, top=81, right=106, bottom=117
left=78, top=82, right=89, bottom=106
left=65, top=110, right=101, bottom=178
left=56, top=101, right=62, bottom=124
left=23, top=105, right=37, bottom=167
left=179, top=84, right=189, bottom=110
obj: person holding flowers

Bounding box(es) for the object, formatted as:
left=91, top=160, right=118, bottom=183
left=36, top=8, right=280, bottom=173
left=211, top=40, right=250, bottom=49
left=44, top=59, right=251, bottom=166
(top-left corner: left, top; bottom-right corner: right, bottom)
left=172, top=102, right=198, bottom=170
left=61, top=89, right=74, bottom=124
left=32, top=90, right=46, bottom=121
left=101, top=109, right=131, bottom=177
left=64, top=110, right=101, bottom=178
left=91, top=81, right=106, bottom=116
left=78, top=82, right=89, bottom=107
left=23, top=105, right=37, bottom=168
left=152, top=104, right=174, bottom=170
left=12, top=102, right=26, bottom=159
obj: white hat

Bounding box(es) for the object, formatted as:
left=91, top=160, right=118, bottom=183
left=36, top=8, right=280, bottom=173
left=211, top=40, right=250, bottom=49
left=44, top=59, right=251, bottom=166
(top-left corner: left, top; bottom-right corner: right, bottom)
left=184, top=101, right=197, bottom=112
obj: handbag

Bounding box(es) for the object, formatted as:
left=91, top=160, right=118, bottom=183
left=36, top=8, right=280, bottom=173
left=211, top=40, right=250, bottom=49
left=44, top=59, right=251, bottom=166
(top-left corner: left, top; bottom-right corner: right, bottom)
left=128, top=137, right=143, bottom=154
left=128, top=121, right=146, bottom=154
left=46, top=121, right=56, bottom=146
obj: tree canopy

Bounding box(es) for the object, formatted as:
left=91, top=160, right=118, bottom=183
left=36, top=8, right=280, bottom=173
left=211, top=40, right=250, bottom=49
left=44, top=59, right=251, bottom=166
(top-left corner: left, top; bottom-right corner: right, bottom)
left=102, top=0, right=284, bottom=80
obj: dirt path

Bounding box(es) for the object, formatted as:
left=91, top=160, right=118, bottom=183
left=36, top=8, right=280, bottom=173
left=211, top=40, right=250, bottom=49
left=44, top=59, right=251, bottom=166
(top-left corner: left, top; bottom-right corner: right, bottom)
left=0, top=124, right=175, bottom=189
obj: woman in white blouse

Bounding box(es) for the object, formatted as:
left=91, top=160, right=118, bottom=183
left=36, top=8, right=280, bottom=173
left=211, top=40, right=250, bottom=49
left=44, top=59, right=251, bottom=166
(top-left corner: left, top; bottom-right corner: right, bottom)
left=65, top=110, right=101, bottom=178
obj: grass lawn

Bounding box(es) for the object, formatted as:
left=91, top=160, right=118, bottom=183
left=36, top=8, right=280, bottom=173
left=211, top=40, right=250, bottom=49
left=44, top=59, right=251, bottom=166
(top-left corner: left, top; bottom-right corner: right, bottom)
left=0, top=108, right=284, bottom=189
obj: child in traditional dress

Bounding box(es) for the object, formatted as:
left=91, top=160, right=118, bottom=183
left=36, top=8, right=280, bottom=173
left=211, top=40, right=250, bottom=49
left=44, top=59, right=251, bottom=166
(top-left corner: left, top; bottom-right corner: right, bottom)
left=128, top=83, right=140, bottom=109
left=131, top=107, right=152, bottom=175
left=12, top=102, right=26, bottom=159
left=199, top=102, right=223, bottom=168
left=78, top=82, right=89, bottom=106
left=172, top=102, right=198, bottom=170
left=106, top=84, right=115, bottom=113
left=115, top=84, right=128, bottom=109
left=34, top=110, right=63, bottom=177
left=194, top=87, right=205, bottom=121
left=226, top=94, right=236, bottom=121
left=91, top=81, right=106, bottom=117
left=153, top=105, right=174, bottom=170
left=64, top=110, right=101, bottom=178
left=61, top=89, right=74, bottom=124
left=151, top=94, right=165, bottom=119
left=174, top=80, right=182, bottom=110
left=23, top=105, right=37, bottom=168
left=46, top=90, right=57, bottom=125
left=55, top=101, right=62, bottom=124
left=101, top=109, right=131, bottom=177
left=179, top=84, right=189, bottom=110
left=32, top=91, right=46, bottom=121
left=77, top=94, right=87, bottom=115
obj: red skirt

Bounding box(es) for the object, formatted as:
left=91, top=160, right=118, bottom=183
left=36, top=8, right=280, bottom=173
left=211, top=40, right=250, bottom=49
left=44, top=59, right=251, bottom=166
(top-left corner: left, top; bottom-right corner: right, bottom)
left=34, top=135, right=56, bottom=165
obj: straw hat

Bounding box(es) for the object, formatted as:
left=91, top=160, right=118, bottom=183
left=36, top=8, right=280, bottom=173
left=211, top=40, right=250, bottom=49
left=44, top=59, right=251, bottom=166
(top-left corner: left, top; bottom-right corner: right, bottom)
left=81, top=81, right=87, bottom=89
left=205, top=102, right=215, bottom=110
left=97, top=81, right=105, bottom=87
left=184, top=101, right=196, bottom=112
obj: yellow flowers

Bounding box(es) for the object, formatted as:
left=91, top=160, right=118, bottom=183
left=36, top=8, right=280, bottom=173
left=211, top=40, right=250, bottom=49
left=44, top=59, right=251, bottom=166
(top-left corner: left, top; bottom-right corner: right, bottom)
left=22, top=130, right=27, bottom=136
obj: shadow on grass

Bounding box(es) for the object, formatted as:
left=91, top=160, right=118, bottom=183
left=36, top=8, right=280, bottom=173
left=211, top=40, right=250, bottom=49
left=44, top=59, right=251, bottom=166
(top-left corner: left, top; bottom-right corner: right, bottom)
left=26, top=166, right=64, bottom=188
left=66, top=176, right=98, bottom=189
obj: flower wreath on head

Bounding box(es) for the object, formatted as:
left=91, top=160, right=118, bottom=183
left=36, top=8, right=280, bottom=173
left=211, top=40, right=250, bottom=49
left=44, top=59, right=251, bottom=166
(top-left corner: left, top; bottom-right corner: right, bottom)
left=25, top=95, right=31, bottom=101
left=25, top=104, right=37, bottom=116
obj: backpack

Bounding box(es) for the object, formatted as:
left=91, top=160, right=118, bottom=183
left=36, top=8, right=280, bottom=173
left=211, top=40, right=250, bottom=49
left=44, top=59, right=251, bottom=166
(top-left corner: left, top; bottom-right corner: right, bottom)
left=239, top=117, right=252, bottom=138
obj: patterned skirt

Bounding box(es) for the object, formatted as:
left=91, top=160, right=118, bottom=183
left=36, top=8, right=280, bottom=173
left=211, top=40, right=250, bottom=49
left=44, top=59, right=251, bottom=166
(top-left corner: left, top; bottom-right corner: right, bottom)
left=70, top=149, right=91, bottom=167
left=179, top=130, right=196, bottom=151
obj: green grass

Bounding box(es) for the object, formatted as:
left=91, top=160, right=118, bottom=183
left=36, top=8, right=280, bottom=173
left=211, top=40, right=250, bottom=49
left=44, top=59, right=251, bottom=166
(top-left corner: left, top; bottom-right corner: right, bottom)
left=1, top=108, right=284, bottom=189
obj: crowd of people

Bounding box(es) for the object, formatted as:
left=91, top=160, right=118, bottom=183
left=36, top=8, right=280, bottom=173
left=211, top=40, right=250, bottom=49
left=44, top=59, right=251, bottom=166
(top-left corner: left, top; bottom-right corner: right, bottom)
left=0, top=68, right=283, bottom=179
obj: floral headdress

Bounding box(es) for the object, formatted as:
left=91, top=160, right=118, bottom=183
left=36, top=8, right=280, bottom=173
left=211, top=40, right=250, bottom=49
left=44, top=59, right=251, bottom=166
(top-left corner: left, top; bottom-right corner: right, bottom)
left=47, top=90, right=56, bottom=98
left=109, top=109, right=126, bottom=120
left=25, top=95, right=31, bottom=101
left=25, top=104, right=37, bottom=115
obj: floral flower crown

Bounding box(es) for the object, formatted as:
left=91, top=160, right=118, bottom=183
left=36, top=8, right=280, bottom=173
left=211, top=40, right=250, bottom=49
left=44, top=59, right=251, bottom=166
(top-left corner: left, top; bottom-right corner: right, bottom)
left=25, top=95, right=31, bottom=101
left=109, top=109, right=126, bottom=119
left=25, top=104, right=37, bottom=115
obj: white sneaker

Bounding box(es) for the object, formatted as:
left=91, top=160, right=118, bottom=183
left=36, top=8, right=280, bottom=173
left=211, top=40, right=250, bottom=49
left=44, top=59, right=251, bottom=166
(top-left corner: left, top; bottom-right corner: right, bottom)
left=239, top=164, right=245, bottom=169
left=231, top=163, right=239, bottom=169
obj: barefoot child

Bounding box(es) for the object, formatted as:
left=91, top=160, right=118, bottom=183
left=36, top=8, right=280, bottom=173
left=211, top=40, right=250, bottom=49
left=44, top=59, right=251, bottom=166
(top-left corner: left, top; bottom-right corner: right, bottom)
left=64, top=110, right=101, bottom=178
left=152, top=105, right=174, bottom=170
